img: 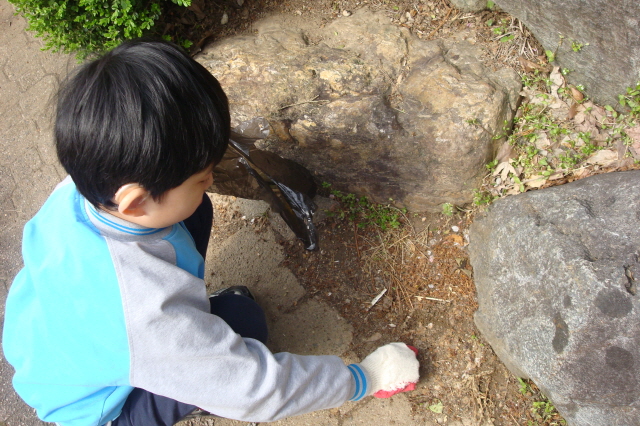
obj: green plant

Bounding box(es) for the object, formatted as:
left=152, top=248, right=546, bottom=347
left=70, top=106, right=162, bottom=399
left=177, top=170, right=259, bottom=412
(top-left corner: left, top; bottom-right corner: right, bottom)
left=545, top=49, right=556, bottom=62
left=10, top=0, right=191, bottom=57
left=512, top=174, right=525, bottom=192
left=558, top=151, right=581, bottom=169
left=441, top=203, right=455, bottom=216
left=517, top=379, right=566, bottom=425
left=618, top=82, right=640, bottom=116
left=486, top=18, right=514, bottom=42
left=323, top=183, right=405, bottom=231
left=473, top=189, right=496, bottom=206
left=518, top=377, right=529, bottom=395
left=500, top=34, right=515, bottom=42
left=521, top=70, right=552, bottom=91
left=531, top=399, right=566, bottom=425
left=485, top=158, right=499, bottom=172
left=571, top=41, right=584, bottom=52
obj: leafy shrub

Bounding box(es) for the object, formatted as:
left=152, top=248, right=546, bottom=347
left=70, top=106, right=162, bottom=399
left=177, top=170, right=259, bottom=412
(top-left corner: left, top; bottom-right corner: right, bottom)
left=9, top=0, right=191, bottom=58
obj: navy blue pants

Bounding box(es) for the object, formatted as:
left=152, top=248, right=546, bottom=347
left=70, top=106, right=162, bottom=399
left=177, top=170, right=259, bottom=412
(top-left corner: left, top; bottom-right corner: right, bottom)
left=112, top=195, right=268, bottom=426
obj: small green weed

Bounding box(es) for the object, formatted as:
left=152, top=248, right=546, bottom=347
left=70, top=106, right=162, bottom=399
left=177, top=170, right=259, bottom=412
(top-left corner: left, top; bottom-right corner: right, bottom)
left=521, top=70, right=552, bottom=91
left=486, top=18, right=515, bottom=42
left=518, top=379, right=566, bottom=426
left=441, top=203, right=455, bottom=216
left=518, top=377, right=529, bottom=395
left=485, top=158, right=499, bottom=172
left=531, top=399, right=566, bottom=425
left=322, top=183, right=405, bottom=231
left=545, top=50, right=556, bottom=63
left=618, top=82, right=640, bottom=116
left=571, top=41, right=586, bottom=52
left=473, top=189, right=496, bottom=206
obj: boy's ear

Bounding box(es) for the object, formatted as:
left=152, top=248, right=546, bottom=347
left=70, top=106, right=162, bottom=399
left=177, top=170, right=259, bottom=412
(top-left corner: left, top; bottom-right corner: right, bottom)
left=114, top=184, right=150, bottom=217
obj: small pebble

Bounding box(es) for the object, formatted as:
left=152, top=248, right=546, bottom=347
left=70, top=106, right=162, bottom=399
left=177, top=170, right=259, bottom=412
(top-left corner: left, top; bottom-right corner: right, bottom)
left=452, top=225, right=459, bottom=232
left=366, top=332, right=382, bottom=342
left=220, top=13, right=228, bottom=25
left=342, top=10, right=351, bottom=16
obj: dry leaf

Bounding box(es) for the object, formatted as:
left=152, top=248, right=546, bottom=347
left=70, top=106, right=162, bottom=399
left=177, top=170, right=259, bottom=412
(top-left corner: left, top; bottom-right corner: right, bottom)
left=493, top=161, right=517, bottom=181
left=616, top=139, right=628, bottom=159
left=568, top=102, right=579, bottom=120
left=584, top=149, right=618, bottom=167
left=572, top=168, right=591, bottom=179
left=628, top=134, right=640, bottom=160
left=626, top=126, right=640, bottom=144
left=187, top=1, right=206, bottom=20
left=559, top=135, right=574, bottom=148
left=518, top=56, right=551, bottom=73
left=524, top=175, right=547, bottom=188
left=570, top=86, right=584, bottom=101
left=590, top=105, right=607, bottom=123
left=534, top=133, right=551, bottom=149
left=495, top=141, right=517, bottom=163
left=548, top=172, right=566, bottom=181
left=549, top=98, right=569, bottom=110
left=444, top=234, right=464, bottom=245
left=549, top=67, right=564, bottom=98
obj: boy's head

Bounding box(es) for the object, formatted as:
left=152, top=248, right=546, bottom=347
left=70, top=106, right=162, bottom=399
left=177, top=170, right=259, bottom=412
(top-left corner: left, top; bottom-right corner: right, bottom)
left=55, top=39, right=230, bottom=222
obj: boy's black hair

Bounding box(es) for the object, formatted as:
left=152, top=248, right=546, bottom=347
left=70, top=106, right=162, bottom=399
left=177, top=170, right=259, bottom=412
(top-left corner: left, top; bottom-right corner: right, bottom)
left=55, top=39, right=230, bottom=209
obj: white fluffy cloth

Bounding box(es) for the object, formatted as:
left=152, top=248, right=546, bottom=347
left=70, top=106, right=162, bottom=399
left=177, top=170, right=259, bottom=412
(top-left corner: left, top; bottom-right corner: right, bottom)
left=359, top=342, right=420, bottom=394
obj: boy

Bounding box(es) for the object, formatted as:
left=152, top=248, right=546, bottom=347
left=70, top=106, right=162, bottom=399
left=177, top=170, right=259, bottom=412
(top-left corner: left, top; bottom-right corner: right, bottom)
left=2, top=39, right=419, bottom=426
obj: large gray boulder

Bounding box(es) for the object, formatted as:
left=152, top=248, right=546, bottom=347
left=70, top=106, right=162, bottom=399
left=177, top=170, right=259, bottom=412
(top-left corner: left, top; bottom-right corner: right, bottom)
left=469, top=171, right=640, bottom=426
left=494, top=0, right=640, bottom=110
left=197, top=9, right=520, bottom=212
left=448, top=0, right=488, bottom=12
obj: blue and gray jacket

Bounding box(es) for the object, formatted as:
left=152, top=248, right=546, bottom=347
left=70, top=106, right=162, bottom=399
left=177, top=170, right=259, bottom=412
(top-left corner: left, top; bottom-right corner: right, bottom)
left=3, top=178, right=366, bottom=426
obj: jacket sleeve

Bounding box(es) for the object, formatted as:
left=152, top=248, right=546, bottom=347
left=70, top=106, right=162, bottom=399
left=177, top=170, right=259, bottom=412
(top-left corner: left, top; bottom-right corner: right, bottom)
left=110, top=237, right=355, bottom=422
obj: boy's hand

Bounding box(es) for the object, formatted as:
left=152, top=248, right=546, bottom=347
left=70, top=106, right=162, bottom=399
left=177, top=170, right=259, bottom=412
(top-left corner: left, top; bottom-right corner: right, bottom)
left=348, top=343, right=419, bottom=400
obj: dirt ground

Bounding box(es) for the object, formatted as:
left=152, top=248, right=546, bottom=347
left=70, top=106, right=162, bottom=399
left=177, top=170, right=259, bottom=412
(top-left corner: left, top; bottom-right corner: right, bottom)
left=158, top=1, right=569, bottom=424
left=277, top=206, right=554, bottom=426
